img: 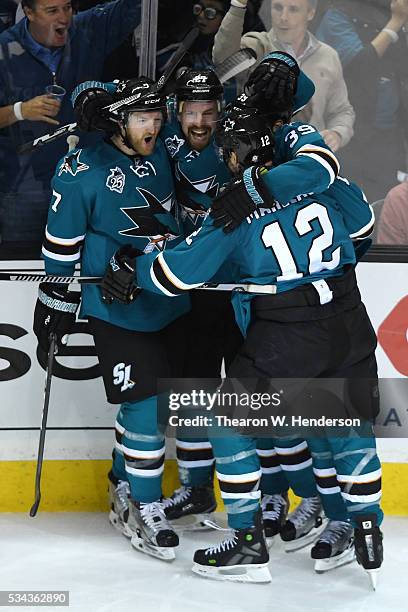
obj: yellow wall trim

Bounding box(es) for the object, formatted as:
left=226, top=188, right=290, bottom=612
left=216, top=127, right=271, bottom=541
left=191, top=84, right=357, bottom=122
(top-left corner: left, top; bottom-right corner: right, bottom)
left=3, top=459, right=408, bottom=515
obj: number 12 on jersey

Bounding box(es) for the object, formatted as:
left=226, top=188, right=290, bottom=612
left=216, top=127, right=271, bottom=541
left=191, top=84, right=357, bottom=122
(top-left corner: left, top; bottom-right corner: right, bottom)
left=261, top=202, right=341, bottom=282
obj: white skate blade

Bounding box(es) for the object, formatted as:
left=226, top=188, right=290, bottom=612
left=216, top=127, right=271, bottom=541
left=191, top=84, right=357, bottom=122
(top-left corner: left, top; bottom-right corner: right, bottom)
left=366, top=568, right=380, bottom=591
left=130, top=534, right=176, bottom=562
left=284, top=519, right=327, bottom=552
left=192, top=562, right=271, bottom=583
left=109, top=510, right=131, bottom=538
left=314, top=546, right=355, bottom=573
left=171, top=513, right=217, bottom=533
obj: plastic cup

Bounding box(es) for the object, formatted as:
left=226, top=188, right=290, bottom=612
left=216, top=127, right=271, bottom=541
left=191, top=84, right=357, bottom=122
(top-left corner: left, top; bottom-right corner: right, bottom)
left=45, top=84, right=66, bottom=100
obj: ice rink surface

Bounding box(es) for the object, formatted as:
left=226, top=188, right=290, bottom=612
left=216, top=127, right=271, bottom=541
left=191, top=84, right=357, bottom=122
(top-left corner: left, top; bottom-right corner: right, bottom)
left=1, top=513, right=407, bottom=612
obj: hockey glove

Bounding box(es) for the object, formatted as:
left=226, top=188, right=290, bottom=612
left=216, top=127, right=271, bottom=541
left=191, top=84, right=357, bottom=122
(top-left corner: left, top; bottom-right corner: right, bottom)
left=33, top=283, right=81, bottom=353
left=210, top=166, right=272, bottom=233
left=101, top=244, right=143, bottom=305
left=245, top=51, right=299, bottom=109
left=73, top=86, right=115, bottom=132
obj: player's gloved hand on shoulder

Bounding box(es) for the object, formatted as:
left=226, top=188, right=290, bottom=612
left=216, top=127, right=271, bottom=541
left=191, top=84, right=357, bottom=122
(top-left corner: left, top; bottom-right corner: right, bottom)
left=33, top=283, right=81, bottom=353
left=72, top=85, right=115, bottom=132
left=101, top=244, right=143, bottom=305
left=210, top=166, right=272, bottom=233
left=245, top=51, right=299, bottom=109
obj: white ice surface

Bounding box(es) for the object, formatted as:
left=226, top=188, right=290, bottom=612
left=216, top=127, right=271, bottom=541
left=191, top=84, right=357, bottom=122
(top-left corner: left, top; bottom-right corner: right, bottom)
left=0, top=513, right=407, bottom=612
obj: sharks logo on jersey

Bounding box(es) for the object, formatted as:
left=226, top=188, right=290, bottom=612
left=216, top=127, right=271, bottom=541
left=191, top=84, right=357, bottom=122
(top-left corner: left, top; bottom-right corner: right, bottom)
left=130, top=159, right=157, bottom=178
left=165, top=134, right=185, bottom=157
left=106, top=167, right=126, bottom=194
left=58, top=150, right=89, bottom=177
left=119, top=189, right=178, bottom=252
left=175, top=165, right=218, bottom=225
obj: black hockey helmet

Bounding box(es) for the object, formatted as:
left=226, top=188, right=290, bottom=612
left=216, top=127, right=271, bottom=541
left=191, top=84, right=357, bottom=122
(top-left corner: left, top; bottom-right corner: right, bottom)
left=215, top=109, right=276, bottom=171
left=175, top=68, right=224, bottom=112
left=109, top=77, right=168, bottom=124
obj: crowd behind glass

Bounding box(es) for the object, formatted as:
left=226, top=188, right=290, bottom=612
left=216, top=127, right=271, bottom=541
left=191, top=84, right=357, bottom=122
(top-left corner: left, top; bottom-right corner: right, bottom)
left=0, top=0, right=407, bottom=257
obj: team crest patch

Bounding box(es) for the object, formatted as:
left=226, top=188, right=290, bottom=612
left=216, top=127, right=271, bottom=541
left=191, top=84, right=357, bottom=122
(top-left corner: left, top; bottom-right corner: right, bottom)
left=165, top=135, right=185, bottom=157
left=106, top=166, right=126, bottom=194
left=58, top=150, right=89, bottom=177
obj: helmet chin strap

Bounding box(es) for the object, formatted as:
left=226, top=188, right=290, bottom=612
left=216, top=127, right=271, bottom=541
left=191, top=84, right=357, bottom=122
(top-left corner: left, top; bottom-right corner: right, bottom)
left=118, top=121, right=138, bottom=154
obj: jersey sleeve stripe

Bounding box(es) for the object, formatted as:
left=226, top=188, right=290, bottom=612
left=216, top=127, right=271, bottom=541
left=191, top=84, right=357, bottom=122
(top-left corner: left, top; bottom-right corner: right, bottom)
left=296, top=144, right=340, bottom=181
left=41, top=246, right=81, bottom=262
left=150, top=258, right=181, bottom=296
left=45, top=228, right=86, bottom=246
left=151, top=253, right=203, bottom=295
left=296, top=151, right=336, bottom=184
left=43, top=236, right=83, bottom=257
left=349, top=205, right=375, bottom=238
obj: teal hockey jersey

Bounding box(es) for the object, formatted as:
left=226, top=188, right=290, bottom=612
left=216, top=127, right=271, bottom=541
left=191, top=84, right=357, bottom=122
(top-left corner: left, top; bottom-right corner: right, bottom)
left=42, top=138, right=190, bottom=331
left=136, top=175, right=374, bottom=334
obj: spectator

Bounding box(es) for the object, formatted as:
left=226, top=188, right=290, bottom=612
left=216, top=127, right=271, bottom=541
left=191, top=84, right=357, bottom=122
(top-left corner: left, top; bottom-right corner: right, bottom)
left=316, top=0, right=408, bottom=202
left=0, top=0, right=17, bottom=32
left=212, top=0, right=355, bottom=152
left=377, top=175, right=408, bottom=244
left=0, top=0, right=141, bottom=258
left=102, top=1, right=266, bottom=83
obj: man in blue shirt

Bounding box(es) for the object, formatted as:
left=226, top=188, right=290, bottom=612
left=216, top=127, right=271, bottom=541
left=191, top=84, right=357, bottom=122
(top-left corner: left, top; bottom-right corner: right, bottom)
left=0, top=0, right=141, bottom=256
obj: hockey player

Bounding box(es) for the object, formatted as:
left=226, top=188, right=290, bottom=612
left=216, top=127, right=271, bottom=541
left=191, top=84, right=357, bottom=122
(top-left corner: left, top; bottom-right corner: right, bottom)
left=33, top=77, right=190, bottom=562
left=164, top=58, right=355, bottom=569
left=102, top=109, right=383, bottom=587
left=160, top=67, right=241, bottom=528
left=161, top=60, right=324, bottom=534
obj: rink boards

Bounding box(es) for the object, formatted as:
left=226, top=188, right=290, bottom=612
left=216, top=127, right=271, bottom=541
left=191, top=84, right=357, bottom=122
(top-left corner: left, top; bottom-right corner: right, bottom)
left=0, top=260, right=407, bottom=513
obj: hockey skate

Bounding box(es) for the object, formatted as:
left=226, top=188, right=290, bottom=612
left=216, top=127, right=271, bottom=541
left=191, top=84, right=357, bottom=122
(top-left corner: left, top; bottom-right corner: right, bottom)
left=280, top=496, right=326, bottom=552
left=311, top=520, right=355, bottom=573
left=162, top=485, right=217, bottom=532
left=261, top=493, right=289, bottom=548
left=192, top=510, right=271, bottom=583
left=354, top=514, right=383, bottom=590
left=108, top=471, right=130, bottom=537
left=124, top=500, right=179, bottom=561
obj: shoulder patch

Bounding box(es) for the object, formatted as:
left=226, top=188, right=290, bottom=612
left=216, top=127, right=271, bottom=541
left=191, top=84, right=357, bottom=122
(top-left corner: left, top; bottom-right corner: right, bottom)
left=165, top=134, right=185, bottom=157
left=58, top=149, right=89, bottom=177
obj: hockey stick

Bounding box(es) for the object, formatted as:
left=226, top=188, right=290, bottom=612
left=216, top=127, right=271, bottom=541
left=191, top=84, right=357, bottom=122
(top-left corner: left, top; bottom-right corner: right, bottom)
left=29, top=333, right=57, bottom=517
left=214, top=48, right=257, bottom=83
left=0, top=272, right=276, bottom=294
left=17, top=28, right=200, bottom=155
left=18, top=122, right=78, bottom=154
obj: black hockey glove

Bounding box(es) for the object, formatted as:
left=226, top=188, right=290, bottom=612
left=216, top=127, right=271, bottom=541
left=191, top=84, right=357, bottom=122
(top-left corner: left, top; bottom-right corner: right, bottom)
left=210, top=166, right=272, bottom=233
left=101, top=244, right=143, bottom=305
left=245, top=51, right=299, bottom=109
left=73, top=87, right=115, bottom=132
left=33, top=283, right=81, bottom=353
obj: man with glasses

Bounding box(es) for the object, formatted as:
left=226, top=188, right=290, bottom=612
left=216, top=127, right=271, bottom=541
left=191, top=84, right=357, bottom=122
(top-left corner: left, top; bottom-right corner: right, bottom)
left=193, top=0, right=228, bottom=35
left=213, top=0, right=355, bottom=153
